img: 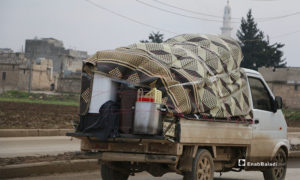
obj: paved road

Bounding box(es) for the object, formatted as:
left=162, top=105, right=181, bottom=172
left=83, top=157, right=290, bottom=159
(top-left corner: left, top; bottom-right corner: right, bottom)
left=2, top=135, right=300, bottom=180
left=1, top=133, right=299, bottom=158
left=0, top=136, right=80, bottom=157
left=9, top=159, right=300, bottom=180
left=10, top=165, right=300, bottom=180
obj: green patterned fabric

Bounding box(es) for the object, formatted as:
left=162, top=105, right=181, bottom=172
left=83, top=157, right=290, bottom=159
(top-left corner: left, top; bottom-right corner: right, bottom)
left=83, top=34, right=252, bottom=119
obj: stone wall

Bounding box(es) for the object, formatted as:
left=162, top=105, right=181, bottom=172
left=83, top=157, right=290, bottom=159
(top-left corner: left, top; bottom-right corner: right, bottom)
left=259, top=67, right=300, bottom=82
left=267, top=82, right=300, bottom=109
left=57, top=77, right=81, bottom=93
left=18, top=58, right=54, bottom=91
left=61, top=55, right=82, bottom=74
left=0, top=52, right=25, bottom=93
left=0, top=64, right=20, bottom=93
left=0, top=52, right=54, bottom=92
left=259, top=67, right=300, bottom=109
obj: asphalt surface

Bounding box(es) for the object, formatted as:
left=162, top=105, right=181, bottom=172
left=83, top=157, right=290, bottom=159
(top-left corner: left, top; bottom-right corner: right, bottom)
left=9, top=164, right=300, bottom=180
left=2, top=135, right=300, bottom=179
left=0, top=136, right=80, bottom=157
left=1, top=134, right=299, bottom=158
left=1, top=132, right=299, bottom=158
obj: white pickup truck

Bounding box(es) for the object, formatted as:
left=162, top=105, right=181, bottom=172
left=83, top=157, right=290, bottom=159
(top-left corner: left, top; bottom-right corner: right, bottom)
left=69, top=68, right=288, bottom=180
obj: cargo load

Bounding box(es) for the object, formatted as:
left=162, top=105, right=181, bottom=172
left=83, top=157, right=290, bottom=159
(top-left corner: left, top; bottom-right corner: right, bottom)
left=80, top=34, right=252, bottom=118
left=76, top=34, right=254, bottom=139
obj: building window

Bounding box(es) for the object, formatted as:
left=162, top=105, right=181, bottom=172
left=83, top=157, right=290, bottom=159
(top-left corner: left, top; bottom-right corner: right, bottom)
left=295, top=85, right=298, bottom=91
left=2, top=72, right=6, bottom=80
left=24, top=69, right=26, bottom=74
left=12, top=65, right=15, bottom=70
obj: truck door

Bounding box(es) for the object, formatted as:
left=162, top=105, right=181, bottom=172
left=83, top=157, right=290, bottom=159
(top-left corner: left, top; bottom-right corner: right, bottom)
left=247, top=75, right=286, bottom=162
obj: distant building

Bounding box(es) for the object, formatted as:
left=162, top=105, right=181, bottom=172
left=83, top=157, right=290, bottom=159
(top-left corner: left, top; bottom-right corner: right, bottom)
left=0, top=48, right=14, bottom=54
left=0, top=52, right=54, bottom=92
left=258, top=67, right=300, bottom=109
left=60, top=54, right=83, bottom=76
left=56, top=75, right=81, bottom=93
left=221, top=0, right=233, bottom=37
left=0, top=52, right=26, bottom=92
left=1, top=37, right=88, bottom=93
left=18, top=58, right=54, bottom=91
left=25, top=37, right=88, bottom=73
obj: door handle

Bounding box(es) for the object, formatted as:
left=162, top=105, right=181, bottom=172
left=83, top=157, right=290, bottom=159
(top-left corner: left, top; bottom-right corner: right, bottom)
left=254, top=119, right=259, bottom=124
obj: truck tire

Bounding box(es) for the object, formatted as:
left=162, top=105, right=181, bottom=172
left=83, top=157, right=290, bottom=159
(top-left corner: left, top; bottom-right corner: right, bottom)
left=101, top=164, right=129, bottom=180
left=263, top=148, right=287, bottom=180
left=184, top=149, right=214, bottom=180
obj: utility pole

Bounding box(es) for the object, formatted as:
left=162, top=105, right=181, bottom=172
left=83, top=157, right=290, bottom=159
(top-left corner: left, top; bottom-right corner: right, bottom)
left=28, top=52, right=33, bottom=94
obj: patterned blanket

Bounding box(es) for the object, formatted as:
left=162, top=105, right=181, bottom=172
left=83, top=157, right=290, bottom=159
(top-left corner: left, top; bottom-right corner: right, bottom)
left=81, top=34, right=252, bottom=119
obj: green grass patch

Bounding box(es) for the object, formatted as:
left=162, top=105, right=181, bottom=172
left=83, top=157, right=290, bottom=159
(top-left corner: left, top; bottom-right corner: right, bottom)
left=283, top=109, right=300, bottom=121
left=0, top=90, right=79, bottom=106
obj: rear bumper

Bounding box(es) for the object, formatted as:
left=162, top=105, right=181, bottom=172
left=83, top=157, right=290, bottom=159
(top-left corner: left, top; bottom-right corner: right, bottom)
left=99, top=152, right=178, bottom=164
left=75, top=151, right=178, bottom=164
left=66, top=132, right=165, bottom=140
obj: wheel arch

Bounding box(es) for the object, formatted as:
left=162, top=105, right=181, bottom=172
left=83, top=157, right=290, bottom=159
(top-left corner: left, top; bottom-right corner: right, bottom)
left=197, top=146, right=214, bottom=158
left=271, top=140, right=289, bottom=158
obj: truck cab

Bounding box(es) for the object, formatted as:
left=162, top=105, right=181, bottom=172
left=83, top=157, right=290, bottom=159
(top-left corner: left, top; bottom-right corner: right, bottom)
left=245, top=68, right=289, bottom=164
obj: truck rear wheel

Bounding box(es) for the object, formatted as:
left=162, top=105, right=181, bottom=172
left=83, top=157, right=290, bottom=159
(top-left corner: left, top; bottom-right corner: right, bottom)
left=101, top=163, right=129, bottom=180
left=184, top=149, right=214, bottom=180
left=263, top=148, right=287, bottom=180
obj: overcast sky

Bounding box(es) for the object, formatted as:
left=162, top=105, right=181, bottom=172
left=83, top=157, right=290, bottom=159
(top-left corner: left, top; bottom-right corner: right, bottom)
left=1, top=0, right=299, bottom=66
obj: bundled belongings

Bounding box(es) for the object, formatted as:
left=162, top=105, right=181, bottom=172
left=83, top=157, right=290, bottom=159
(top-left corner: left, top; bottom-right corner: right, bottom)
left=77, top=101, right=120, bottom=140
left=79, top=34, right=253, bottom=124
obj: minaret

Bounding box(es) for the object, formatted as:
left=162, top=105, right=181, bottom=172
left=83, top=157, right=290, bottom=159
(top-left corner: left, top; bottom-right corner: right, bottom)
left=221, top=0, right=233, bottom=37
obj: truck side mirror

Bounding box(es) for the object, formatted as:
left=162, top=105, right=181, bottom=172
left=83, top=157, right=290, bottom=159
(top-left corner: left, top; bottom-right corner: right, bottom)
left=274, top=96, right=283, bottom=111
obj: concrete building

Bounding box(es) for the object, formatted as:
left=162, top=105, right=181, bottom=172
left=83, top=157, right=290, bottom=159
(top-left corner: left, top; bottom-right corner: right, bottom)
left=25, top=37, right=88, bottom=73
left=258, top=67, right=300, bottom=109
left=221, top=0, right=233, bottom=37
left=2, top=37, right=88, bottom=93
left=60, top=54, right=82, bottom=76
left=65, top=49, right=88, bottom=60
left=18, top=58, right=54, bottom=91
left=0, top=52, right=26, bottom=92
left=0, top=48, right=14, bottom=53
left=25, top=38, right=65, bottom=72
left=0, top=51, right=54, bottom=93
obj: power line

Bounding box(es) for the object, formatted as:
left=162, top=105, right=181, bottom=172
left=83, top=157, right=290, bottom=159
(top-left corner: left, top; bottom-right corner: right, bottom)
left=84, top=0, right=177, bottom=34
left=239, top=29, right=300, bottom=42
left=272, top=29, right=300, bottom=38
left=151, top=0, right=226, bottom=19
left=135, top=0, right=239, bottom=23
left=151, top=0, right=300, bottom=22
left=83, top=0, right=300, bottom=42
left=257, top=11, right=300, bottom=22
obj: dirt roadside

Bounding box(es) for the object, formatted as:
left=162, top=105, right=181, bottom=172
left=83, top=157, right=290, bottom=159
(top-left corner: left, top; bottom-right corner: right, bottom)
left=0, top=152, right=82, bottom=166
left=1, top=101, right=299, bottom=129
left=0, top=101, right=78, bottom=129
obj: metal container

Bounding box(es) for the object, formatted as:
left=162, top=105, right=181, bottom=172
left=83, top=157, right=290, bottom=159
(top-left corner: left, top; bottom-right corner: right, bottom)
left=133, top=101, right=162, bottom=135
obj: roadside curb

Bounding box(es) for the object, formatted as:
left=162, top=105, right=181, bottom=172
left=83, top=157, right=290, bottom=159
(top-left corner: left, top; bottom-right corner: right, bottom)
left=0, top=159, right=98, bottom=179
left=288, top=127, right=300, bottom=132
left=0, top=129, right=74, bottom=137
left=289, top=151, right=300, bottom=158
